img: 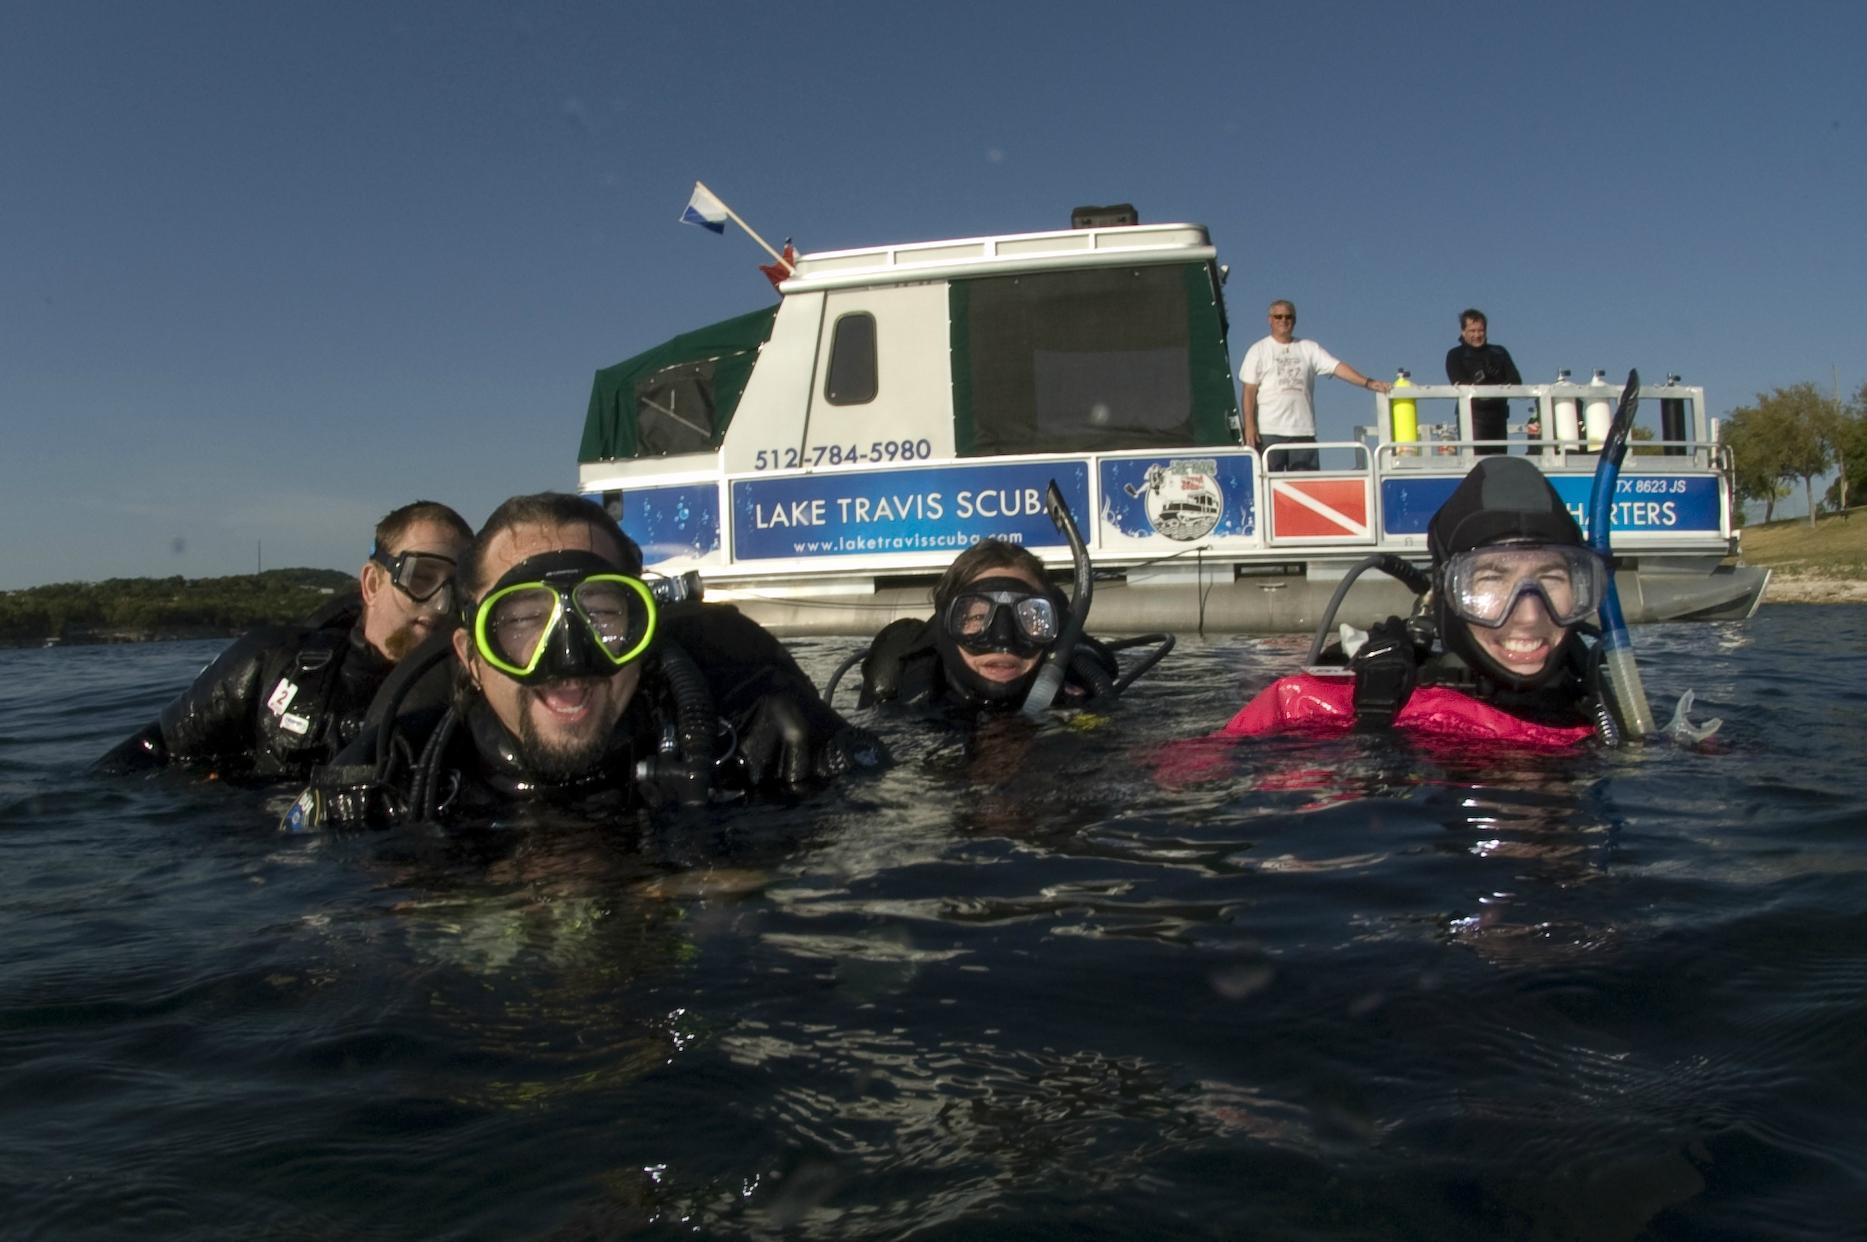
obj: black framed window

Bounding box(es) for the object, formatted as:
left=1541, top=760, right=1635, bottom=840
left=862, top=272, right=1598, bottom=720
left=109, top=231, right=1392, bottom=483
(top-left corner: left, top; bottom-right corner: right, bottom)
left=825, top=312, right=878, bottom=405
left=953, top=265, right=1214, bottom=455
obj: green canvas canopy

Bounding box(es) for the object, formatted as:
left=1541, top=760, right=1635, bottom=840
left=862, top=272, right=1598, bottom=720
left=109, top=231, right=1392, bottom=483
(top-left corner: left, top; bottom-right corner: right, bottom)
left=579, top=306, right=777, bottom=463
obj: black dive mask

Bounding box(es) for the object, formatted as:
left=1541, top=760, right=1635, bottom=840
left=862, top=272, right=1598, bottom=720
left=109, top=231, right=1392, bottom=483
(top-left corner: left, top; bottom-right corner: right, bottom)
left=468, top=550, right=657, bottom=684
left=932, top=576, right=1061, bottom=705
left=941, top=576, right=1060, bottom=659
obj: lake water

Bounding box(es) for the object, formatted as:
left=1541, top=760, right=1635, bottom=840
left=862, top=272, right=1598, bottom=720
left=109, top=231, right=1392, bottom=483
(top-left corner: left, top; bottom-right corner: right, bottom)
left=3, top=606, right=1864, bottom=1239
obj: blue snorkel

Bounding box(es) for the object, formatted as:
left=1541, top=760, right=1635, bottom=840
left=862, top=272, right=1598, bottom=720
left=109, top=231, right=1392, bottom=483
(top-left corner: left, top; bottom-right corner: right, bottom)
left=1588, top=370, right=1658, bottom=738
left=1021, top=481, right=1092, bottom=718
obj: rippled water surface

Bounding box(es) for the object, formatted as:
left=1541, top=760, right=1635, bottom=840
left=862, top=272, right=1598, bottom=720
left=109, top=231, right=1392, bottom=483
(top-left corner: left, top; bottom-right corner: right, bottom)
left=4, top=607, right=1865, bottom=1239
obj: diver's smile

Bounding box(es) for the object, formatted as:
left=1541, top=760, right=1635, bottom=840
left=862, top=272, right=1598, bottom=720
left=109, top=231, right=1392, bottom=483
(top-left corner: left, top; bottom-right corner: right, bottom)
left=532, top=679, right=598, bottom=722
left=1488, top=633, right=1553, bottom=670
left=1471, top=594, right=1565, bottom=677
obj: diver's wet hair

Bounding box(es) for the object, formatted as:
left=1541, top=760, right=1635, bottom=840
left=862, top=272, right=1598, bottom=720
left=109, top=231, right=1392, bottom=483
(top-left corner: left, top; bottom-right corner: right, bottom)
left=460, top=492, right=643, bottom=600
left=932, top=539, right=1052, bottom=613
left=373, top=500, right=472, bottom=555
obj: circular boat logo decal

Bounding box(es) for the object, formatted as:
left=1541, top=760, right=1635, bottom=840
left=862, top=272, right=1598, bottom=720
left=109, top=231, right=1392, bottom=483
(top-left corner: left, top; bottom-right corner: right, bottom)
left=1128, top=459, right=1224, bottom=541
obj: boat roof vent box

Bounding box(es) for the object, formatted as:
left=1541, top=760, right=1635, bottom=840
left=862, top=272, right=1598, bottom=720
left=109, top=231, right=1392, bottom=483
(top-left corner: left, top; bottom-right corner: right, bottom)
left=1071, top=203, right=1138, bottom=228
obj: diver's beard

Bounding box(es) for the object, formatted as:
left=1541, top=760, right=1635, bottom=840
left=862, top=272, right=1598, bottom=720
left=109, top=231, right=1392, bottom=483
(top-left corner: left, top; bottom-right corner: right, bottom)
left=382, top=624, right=422, bottom=661
left=515, top=685, right=615, bottom=782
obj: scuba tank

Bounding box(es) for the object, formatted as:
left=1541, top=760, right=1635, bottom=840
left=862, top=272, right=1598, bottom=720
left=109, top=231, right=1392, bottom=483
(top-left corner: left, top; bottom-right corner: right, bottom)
left=1584, top=370, right=1614, bottom=451
left=1659, top=374, right=1688, bottom=457
left=1391, top=369, right=1418, bottom=456
left=1551, top=369, right=1580, bottom=445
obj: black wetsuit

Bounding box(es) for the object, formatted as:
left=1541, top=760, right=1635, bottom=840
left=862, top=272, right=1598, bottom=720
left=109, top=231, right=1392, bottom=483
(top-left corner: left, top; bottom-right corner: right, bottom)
left=295, top=603, right=882, bottom=829
left=856, top=617, right=1120, bottom=712
left=1445, top=341, right=1523, bottom=455
left=98, top=600, right=391, bottom=781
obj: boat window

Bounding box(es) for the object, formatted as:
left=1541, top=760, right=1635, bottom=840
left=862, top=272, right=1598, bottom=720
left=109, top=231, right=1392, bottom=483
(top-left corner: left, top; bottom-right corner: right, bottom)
left=951, top=263, right=1237, bottom=455
left=825, top=312, right=878, bottom=405
left=634, top=360, right=719, bottom=455
left=581, top=305, right=776, bottom=463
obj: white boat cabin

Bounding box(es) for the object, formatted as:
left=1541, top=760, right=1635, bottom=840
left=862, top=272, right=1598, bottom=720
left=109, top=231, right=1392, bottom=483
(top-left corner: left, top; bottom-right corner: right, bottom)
left=576, top=215, right=1763, bottom=633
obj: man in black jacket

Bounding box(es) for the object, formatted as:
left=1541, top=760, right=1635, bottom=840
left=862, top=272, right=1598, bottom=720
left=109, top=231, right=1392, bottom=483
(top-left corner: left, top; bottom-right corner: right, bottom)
left=98, top=500, right=473, bottom=780
left=1444, top=308, right=1523, bottom=455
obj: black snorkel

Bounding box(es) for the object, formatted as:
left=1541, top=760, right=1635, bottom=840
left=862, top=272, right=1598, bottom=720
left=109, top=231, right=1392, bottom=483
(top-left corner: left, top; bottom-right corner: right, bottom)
left=1021, top=481, right=1092, bottom=718
left=1588, top=370, right=1658, bottom=739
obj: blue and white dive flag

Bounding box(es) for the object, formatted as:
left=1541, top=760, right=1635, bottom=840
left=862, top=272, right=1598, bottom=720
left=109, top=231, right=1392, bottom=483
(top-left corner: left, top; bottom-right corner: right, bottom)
left=680, top=182, right=730, bottom=234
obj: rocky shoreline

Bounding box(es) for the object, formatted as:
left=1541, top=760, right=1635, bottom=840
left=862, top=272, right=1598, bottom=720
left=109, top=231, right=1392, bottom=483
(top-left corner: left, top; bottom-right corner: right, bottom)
left=1757, top=572, right=1867, bottom=605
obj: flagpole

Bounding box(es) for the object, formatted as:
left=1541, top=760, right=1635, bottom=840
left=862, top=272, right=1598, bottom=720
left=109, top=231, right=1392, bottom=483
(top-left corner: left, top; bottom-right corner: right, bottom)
left=693, top=181, right=795, bottom=275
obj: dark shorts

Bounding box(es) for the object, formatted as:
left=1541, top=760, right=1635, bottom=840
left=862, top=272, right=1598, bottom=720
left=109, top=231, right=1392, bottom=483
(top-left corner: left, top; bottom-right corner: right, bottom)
left=1259, top=434, right=1319, bottom=471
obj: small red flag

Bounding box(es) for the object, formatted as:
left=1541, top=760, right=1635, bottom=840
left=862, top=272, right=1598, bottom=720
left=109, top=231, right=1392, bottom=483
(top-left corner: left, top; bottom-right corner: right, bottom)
left=759, top=242, right=798, bottom=291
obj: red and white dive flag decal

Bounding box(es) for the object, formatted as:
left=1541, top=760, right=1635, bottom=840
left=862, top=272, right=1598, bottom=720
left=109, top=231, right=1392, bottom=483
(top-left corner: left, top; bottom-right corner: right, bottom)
left=1270, top=477, right=1369, bottom=537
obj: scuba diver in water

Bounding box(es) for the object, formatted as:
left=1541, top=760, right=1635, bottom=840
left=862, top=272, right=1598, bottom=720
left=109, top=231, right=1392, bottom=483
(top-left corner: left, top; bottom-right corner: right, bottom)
left=1225, top=456, right=1610, bottom=745
left=856, top=539, right=1118, bottom=711
left=97, top=500, right=474, bottom=780
left=851, top=512, right=1174, bottom=716
left=288, top=491, right=882, bottom=829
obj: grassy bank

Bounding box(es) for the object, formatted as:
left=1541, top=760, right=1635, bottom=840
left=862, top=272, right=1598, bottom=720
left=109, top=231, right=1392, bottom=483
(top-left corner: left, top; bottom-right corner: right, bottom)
left=1739, top=511, right=1867, bottom=579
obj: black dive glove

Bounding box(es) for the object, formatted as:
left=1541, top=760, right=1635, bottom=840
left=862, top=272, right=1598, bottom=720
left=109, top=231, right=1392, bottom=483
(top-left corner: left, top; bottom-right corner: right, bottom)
left=734, top=695, right=887, bottom=787
left=1351, top=616, right=1425, bottom=727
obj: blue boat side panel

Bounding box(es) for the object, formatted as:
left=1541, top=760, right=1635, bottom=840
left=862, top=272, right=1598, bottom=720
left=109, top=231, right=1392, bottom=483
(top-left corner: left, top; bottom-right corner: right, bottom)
left=587, top=484, right=722, bottom=562
left=1381, top=474, right=1722, bottom=537
left=1100, top=454, right=1257, bottom=541
left=731, top=461, right=1092, bottom=561
left=1379, top=477, right=1460, bottom=535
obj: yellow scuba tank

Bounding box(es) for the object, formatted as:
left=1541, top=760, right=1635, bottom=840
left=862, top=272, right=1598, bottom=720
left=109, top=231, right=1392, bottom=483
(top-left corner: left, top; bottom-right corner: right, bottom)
left=1390, top=369, right=1417, bottom=455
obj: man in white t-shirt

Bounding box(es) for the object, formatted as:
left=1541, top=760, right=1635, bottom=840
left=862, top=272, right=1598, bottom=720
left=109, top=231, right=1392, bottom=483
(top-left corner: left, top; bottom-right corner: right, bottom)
left=1240, top=300, right=1388, bottom=471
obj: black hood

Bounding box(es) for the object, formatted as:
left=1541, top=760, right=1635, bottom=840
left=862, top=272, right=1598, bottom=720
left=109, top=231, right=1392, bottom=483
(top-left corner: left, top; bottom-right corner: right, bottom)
left=1427, top=456, right=1584, bottom=561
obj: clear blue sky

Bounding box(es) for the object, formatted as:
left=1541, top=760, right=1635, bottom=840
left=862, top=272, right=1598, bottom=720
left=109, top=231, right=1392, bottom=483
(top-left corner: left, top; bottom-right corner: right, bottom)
left=4, top=1, right=1862, bottom=589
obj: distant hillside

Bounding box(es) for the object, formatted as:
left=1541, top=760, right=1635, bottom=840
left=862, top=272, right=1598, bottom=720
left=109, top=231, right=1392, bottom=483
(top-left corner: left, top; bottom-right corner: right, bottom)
left=0, top=568, right=358, bottom=645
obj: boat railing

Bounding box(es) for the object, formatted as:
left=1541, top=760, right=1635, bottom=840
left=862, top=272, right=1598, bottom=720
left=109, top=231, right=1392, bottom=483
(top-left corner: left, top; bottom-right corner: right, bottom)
left=1261, top=440, right=1371, bottom=473
left=1371, top=437, right=1723, bottom=475
left=1372, top=381, right=1719, bottom=472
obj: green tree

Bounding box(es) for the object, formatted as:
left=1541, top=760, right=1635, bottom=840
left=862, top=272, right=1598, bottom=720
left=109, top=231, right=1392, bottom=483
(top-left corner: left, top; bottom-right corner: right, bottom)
left=1820, top=382, right=1867, bottom=516
left=1721, top=399, right=1791, bottom=523
left=1764, top=383, right=1837, bottom=527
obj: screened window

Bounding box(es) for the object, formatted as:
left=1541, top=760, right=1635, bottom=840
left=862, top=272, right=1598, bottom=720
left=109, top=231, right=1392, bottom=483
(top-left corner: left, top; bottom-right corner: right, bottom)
left=953, top=263, right=1234, bottom=455
left=825, top=312, right=878, bottom=405
left=634, top=360, right=718, bottom=455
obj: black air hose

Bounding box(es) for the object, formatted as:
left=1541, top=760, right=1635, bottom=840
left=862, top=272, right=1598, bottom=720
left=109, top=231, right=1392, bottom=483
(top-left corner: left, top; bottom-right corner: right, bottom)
left=637, top=641, right=716, bottom=806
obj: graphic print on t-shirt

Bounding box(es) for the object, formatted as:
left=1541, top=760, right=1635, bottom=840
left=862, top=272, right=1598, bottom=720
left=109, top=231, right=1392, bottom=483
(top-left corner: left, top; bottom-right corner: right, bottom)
left=1271, top=345, right=1308, bottom=391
